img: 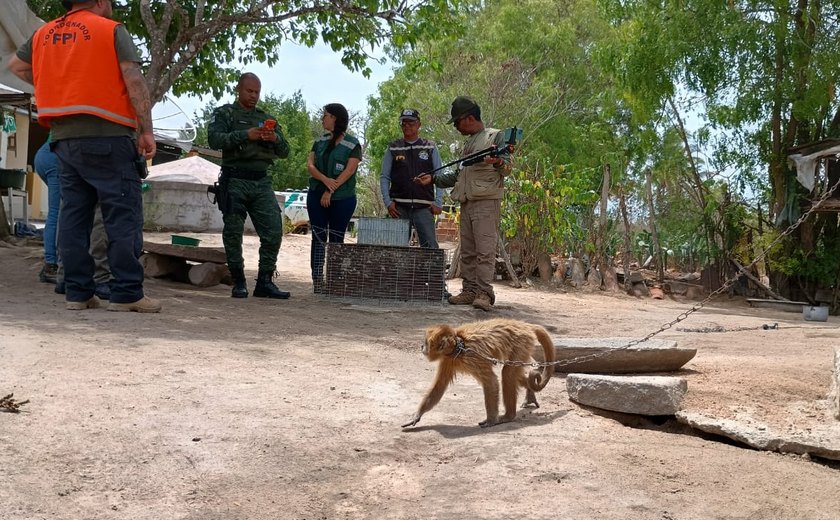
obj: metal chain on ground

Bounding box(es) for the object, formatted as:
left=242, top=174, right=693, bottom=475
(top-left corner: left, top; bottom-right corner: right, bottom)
left=458, top=175, right=840, bottom=369
left=676, top=323, right=778, bottom=333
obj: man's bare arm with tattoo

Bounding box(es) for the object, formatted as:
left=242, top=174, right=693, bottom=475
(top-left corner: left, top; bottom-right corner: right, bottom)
left=7, top=55, right=33, bottom=85
left=119, top=60, right=156, bottom=159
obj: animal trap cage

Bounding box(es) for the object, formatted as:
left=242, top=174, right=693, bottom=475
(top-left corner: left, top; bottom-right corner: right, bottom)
left=356, top=217, right=411, bottom=246
left=322, top=243, right=447, bottom=304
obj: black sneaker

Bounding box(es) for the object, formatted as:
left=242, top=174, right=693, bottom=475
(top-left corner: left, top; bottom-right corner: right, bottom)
left=55, top=281, right=65, bottom=294
left=39, top=263, right=58, bottom=284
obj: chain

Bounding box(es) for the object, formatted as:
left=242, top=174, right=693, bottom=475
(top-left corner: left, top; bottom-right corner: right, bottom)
left=462, top=175, right=840, bottom=369
left=676, top=323, right=778, bottom=333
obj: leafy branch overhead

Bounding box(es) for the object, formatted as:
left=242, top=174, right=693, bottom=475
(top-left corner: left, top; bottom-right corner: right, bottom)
left=28, top=0, right=463, bottom=102
left=143, top=0, right=465, bottom=103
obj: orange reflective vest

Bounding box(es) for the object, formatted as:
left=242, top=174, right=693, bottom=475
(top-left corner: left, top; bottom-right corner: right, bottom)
left=32, top=9, right=137, bottom=129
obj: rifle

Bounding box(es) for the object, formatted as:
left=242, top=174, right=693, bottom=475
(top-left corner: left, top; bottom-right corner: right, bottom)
left=414, top=126, right=522, bottom=180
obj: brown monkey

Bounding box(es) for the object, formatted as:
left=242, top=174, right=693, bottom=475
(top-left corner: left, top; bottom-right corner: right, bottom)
left=402, top=318, right=555, bottom=428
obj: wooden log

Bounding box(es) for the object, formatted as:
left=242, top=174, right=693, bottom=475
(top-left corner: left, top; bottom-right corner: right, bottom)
left=140, top=252, right=188, bottom=278
left=730, top=257, right=789, bottom=302
left=188, top=262, right=230, bottom=287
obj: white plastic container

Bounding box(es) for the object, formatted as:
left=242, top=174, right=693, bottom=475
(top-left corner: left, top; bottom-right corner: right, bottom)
left=802, top=305, right=829, bottom=322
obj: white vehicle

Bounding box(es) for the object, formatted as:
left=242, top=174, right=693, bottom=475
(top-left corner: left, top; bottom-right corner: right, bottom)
left=278, top=189, right=309, bottom=229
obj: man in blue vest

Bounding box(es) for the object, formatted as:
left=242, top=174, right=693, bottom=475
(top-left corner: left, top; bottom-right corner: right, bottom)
left=379, top=108, right=443, bottom=248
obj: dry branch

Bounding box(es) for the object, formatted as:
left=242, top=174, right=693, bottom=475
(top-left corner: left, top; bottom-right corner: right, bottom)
left=0, top=393, right=29, bottom=413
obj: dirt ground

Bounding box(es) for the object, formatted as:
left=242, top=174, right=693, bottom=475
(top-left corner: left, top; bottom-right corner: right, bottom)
left=1, top=231, right=839, bottom=520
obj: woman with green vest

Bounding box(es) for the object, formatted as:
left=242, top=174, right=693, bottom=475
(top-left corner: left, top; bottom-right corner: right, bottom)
left=306, top=103, right=362, bottom=293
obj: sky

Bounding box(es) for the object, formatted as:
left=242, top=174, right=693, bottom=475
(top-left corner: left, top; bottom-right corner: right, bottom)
left=171, top=42, right=395, bottom=123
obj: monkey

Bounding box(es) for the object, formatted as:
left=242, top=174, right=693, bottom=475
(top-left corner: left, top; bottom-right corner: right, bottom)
left=401, top=318, right=556, bottom=428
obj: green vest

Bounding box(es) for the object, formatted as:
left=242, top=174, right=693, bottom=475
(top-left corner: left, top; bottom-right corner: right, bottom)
left=309, top=133, right=360, bottom=200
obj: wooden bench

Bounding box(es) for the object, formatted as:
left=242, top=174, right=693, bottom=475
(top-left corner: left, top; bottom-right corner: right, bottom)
left=141, top=241, right=231, bottom=287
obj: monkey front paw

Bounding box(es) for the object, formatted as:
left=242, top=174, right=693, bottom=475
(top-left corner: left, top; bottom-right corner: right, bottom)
left=401, top=414, right=422, bottom=428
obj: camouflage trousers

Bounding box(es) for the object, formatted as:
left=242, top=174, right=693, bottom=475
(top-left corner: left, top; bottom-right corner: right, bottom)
left=222, top=176, right=282, bottom=272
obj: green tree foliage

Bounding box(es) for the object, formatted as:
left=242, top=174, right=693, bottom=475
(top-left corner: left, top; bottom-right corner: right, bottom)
left=27, top=0, right=467, bottom=104
left=599, top=0, right=840, bottom=296
left=366, top=0, right=621, bottom=274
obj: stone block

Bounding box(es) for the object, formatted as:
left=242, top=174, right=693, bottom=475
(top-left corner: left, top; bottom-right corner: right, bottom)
left=566, top=374, right=688, bottom=415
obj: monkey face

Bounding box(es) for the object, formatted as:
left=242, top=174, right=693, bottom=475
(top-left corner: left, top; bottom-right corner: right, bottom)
left=423, top=325, right=457, bottom=361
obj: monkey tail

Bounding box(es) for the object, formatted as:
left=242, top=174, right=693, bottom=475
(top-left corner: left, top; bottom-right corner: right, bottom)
left=527, top=326, right=555, bottom=392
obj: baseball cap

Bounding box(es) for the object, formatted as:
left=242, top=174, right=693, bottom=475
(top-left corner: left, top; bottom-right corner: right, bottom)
left=400, top=108, right=420, bottom=122
left=447, top=96, right=479, bottom=123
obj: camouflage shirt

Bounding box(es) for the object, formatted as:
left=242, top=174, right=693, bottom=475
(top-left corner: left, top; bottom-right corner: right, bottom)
left=208, top=102, right=290, bottom=172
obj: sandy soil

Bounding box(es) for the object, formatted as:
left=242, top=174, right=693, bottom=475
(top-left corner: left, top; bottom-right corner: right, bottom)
left=1, top=231, right=839, bottom=520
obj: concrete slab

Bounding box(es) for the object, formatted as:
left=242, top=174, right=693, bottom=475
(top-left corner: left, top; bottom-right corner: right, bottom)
left=535, top=337, right=696, bottom=374
left=566, top=374, right=688, bottom=415
left=746, top=298, right=808, bottom=313
left=677, top=411, right=840, bottom=461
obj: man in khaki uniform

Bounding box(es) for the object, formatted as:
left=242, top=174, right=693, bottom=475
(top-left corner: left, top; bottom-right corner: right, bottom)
left=417, top=96, right=511, bottom=311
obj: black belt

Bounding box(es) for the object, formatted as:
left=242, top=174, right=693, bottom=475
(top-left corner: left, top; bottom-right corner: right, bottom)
left=221, top=166, right=267, bottom=180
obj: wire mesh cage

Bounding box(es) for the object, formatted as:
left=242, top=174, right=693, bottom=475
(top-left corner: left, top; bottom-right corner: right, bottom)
left=356, top=217, right=411, bottom=246
left=320, top=243, right=447, bottom=304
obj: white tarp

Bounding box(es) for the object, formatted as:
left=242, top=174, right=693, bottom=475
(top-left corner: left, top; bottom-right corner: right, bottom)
left=788, top=143, right=840, bottom=192
left=0, top=0, right=42, bottom=94
left=146, top=155, right=220, bottom=185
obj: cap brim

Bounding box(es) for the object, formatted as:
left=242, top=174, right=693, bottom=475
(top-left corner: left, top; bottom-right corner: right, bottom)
left=400, top=117, right=419, bottom=122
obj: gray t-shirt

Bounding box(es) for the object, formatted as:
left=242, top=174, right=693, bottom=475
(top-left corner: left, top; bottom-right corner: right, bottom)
left=18, top=22, right=142, bottom=140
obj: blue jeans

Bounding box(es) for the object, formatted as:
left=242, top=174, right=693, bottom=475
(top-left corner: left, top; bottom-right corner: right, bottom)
left=34, top=142, right=60, bottom=264
left=394, top=203, right=439, bottom=249
left=307, top=191, right=356, bottom=283
left=53, top=137, right=145, bottom=304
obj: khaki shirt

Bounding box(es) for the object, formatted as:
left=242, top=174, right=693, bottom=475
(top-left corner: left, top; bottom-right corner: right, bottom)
left=436, top=127, right=510, bottom=202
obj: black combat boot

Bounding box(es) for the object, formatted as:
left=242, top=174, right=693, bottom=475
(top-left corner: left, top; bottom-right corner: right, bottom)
left=253, top=270, right=290, bottom=299
left=230, top=267, right=248, bottom=298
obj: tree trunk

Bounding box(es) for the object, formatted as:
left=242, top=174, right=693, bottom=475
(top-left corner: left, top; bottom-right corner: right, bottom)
left=497, top=231, right=521, bottom=288
left=0, top=200, right=10, bottom=241
left=446, top=242, right=460, bottom=280
left=589, top=164, right=610, bottom=288
left=619, top=186, right=633, bottom=291
left=644, top=168, right=664, bottom=282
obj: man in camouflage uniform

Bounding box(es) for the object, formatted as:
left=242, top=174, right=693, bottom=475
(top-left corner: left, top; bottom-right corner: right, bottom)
left=208, top=72, right=291, bottom=299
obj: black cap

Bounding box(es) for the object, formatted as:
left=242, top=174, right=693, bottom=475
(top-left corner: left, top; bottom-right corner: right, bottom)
left=448, top=96, right=479, bottom=123
left=399, top=108, right=420, bottom=122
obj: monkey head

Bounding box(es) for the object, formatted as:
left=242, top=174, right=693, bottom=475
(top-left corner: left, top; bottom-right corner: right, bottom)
left=422, top=324, right=458, bottom=361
